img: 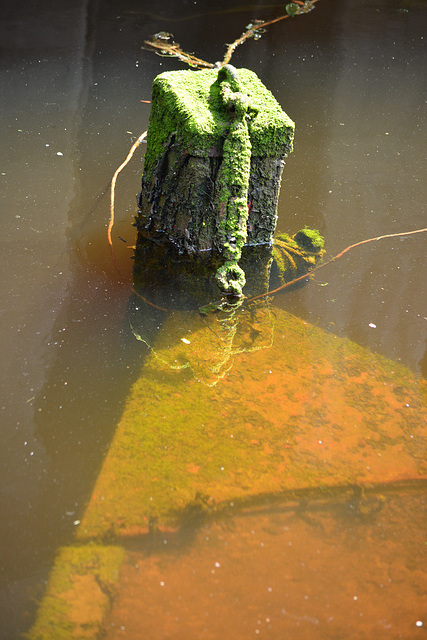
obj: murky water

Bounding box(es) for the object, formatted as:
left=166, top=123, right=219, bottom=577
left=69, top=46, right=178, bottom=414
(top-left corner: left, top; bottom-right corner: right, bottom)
left=104, top=487, right=427, bottom=640
left=1, top=0, right=426, bottom=637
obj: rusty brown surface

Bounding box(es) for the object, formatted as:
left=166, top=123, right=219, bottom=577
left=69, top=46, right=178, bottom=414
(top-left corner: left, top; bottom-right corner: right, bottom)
left=77, top=306, right=427, bottom=539
left=103, top=487, right=427, bottom=640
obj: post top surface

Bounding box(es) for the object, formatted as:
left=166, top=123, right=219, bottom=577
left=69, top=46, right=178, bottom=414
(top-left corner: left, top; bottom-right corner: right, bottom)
left=148, top=67, right=294, bottom=159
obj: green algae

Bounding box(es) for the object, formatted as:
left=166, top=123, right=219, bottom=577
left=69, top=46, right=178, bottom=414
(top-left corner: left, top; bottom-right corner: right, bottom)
left=272, top=228, right=325, bottom=283
left=214, top=66, right=253, bottom=294
left=137, top=65, right=296, bottom=296
left=26, top=545, right=124, bottom=640
left=292, top=227, right=325, bottom=252
left=143, top=67, right=294, bottom=182
left=77, top=306, right=427, bottom=540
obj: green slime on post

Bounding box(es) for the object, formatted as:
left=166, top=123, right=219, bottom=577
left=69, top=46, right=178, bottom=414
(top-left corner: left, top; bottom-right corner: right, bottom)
left=136, top=64, right=324, bottom=298
left=215, top=65, right=253, bottom=295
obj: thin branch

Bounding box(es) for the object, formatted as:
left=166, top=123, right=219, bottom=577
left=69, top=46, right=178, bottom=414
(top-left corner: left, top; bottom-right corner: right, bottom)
left=108, top=131, right=147, bottom=265
left=128, top=227, right=427, bottom=313
left=143, top=35, right=214, bottom=69
left=143, top=1, right=320, bottom=70
left=131, top=287, right=169, bottom=313
left=247, top=227, right=427, bottom=303
left=221, top=1, right=319, bottom=66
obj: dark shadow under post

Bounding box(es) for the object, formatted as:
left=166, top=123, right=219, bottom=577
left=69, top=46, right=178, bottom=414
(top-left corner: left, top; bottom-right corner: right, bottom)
left=134, top=64, right=323, bottom=307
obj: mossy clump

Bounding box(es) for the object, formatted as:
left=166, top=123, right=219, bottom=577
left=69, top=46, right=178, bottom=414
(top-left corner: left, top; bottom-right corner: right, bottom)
left=293, top=228, right=325, bottom=253
left=143, top=67, right=294, bottom=182
left=272, top=228, right=325, bottom=285
left=215, top=261, right=247, bottom=297
left=214, top=66, right=253, bottom=295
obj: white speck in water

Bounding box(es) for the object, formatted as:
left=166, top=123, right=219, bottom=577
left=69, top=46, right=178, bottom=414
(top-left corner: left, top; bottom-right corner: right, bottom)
left=416, top=621, right=423, bottom=627
left=73, top=520, right=80, bottom=526
left=160, top=581, right=165, bottom=587
left=214, top=561, right=221, bottom=568
left=56, top=151, right=63, bottom=156
left=368, top=322, right=376, bottom=328
left=353, top=595, right=358, bottom=601
left=181, top=337, right=191, bottom=344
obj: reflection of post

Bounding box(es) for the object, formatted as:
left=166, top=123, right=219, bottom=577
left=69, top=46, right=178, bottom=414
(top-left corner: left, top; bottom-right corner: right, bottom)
left=135, top=65, right=295, bottom=296
left=128, top=297, right=275, bottom=387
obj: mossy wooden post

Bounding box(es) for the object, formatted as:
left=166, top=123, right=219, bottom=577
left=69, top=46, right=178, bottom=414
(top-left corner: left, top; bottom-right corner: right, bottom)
left=135, top=65, right=295, bottom=297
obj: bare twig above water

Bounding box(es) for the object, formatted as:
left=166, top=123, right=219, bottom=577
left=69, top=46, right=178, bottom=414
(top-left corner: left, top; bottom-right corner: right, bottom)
left=143, top=1, right=320, bottom=70
left=142, top=32, right=215, bottom=68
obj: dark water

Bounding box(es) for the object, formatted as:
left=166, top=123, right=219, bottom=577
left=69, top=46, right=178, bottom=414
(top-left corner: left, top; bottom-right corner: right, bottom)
left=0, top=0, right=426, bottom=637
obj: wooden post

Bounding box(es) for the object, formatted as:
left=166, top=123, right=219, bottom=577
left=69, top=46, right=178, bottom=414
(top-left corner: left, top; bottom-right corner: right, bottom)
left=135, top=65, right=295, bottom=297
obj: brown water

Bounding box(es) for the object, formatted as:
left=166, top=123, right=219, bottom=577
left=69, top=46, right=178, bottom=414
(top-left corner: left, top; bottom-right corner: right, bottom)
left=104, top=488, right=427, bottom=640
left=0, top=0, right=426, bottom=637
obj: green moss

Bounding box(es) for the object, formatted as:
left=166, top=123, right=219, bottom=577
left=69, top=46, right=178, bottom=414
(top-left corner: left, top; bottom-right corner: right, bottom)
left=143, top=67, right=294, bottom=182
left=139, top=66, right=295, bottom=296
left=215, top=261, right=247, bottom=296
left=272, top=228, right=325, bottom=282
left=77, top=305, right=427, bottom=539
left=293, top=227, right=325, bottom=252
left=213, top=68, right=255, bottom=295
left=26, top=545, right=124, bottom=640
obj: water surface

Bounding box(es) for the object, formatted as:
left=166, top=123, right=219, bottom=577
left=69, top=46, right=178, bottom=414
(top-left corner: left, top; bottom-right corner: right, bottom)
left=0, top=0, right=426, bottom=637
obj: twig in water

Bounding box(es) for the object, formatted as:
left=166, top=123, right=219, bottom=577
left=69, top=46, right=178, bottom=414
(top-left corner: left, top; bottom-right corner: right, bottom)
left=131, top=288, right=169, bottom=313
left=108, top=131, right=147, bottom=265
left=247, top=227, right=427, bottom=304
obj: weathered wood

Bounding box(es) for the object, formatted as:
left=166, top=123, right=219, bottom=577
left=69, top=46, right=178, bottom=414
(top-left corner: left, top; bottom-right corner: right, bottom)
left=135, top=65, right=295, bottom=296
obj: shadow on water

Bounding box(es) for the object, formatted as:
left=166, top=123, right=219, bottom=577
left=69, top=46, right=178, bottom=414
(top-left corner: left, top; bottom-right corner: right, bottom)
left=1, top=0, right=427, bottom=638
left=101, top=483, right=427, bottom=640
